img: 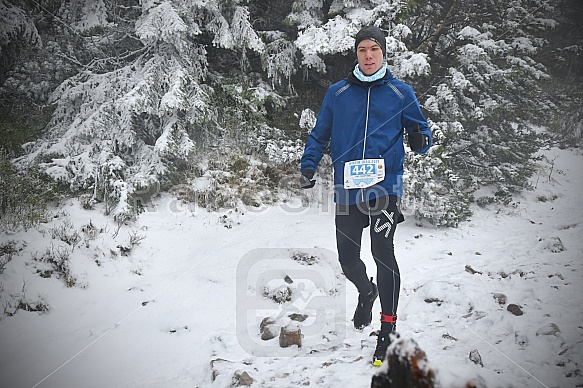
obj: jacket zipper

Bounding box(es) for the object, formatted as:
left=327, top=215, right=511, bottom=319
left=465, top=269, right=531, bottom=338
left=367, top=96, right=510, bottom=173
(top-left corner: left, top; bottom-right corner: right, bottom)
left=360, top=86, right=372, bottom=202
left=362, top=86, right=371, bottom=160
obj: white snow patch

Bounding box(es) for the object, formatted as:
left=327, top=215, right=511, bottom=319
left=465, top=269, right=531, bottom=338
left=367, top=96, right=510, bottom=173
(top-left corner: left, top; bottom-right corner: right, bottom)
left=0, top=147, right=582, bottom=387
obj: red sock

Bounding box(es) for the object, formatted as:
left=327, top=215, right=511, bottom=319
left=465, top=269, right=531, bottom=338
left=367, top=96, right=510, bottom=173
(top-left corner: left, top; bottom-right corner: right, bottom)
left=380, top=312, right=397, bottom=323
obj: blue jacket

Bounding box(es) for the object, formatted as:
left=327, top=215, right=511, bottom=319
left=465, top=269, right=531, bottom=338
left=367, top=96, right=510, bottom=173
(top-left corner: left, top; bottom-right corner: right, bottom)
left=300, top=68, right=432, bottom=205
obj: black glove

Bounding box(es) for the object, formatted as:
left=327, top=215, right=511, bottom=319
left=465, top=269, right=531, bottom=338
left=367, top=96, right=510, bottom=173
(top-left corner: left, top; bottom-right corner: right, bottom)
left=299, top=169, right=315, bottom=189
left=408, top=123, right=428, bottom=152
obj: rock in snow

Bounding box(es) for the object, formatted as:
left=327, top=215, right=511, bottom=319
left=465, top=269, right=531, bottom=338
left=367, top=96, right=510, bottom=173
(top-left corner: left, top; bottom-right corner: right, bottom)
left=233, top=371, right=253, bottom=386
left=492, top=293, right=507, bottom=305
left=279, top=326, right=302, bottom=348
left=507, top=303, right=524, bottom=316
left=259, top=317, right=277, bottom=341
left=469, top=349, right=484, bottom=367
left=536, top=323, right=561, bottom=336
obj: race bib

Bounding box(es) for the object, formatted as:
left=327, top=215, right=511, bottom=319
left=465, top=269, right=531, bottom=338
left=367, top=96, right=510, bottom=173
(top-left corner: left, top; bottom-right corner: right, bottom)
left=343, top=159, right=385, bottom=189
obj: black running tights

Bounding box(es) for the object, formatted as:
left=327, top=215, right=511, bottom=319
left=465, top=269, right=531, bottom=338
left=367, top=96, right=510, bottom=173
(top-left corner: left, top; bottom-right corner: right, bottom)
left=335, top=195, right=402, bottom=316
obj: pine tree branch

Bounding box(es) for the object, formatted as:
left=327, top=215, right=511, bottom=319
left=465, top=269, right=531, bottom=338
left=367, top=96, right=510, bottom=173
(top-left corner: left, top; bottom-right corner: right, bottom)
left=61, top=46, right=149, bottom=73
left=57, top=53, right=84, bottom=68
left=446, top=144, right=475, bottom=157
left=29, top=0, right=80, bottom=37
left=416, top=0, right=460, bottom=54
left=453, top=153, right=490, bottom=170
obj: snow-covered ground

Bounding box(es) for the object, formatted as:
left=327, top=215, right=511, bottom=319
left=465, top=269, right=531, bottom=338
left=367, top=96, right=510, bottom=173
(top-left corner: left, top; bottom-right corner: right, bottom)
left=0, top=146, right=582, bottom=388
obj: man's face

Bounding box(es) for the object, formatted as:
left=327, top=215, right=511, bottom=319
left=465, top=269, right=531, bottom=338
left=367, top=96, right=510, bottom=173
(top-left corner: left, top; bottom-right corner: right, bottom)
left=356, top=39, right=384, bottom=76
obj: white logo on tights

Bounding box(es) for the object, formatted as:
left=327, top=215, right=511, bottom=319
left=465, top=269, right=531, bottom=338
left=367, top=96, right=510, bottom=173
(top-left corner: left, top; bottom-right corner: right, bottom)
left=374, top=210, right=394, bottom=238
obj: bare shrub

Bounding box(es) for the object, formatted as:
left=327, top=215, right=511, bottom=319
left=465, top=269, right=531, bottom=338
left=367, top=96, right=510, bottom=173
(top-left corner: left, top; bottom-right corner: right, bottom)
left=49, top=219, right=81, bottom=247
left=0, top=152, right=60, bottom=232
left=33, top=244, right=76, bottom=287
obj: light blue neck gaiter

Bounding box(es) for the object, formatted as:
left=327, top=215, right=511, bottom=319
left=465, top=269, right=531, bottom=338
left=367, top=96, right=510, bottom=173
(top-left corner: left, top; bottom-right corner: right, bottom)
left=353, top=62, right=387, bottom=83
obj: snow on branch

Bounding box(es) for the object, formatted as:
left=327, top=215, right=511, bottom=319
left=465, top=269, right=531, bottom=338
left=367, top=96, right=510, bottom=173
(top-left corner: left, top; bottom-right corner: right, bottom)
left=261, top=36, right=297, bottom=90
left=207, top=5, right=264, bottom=53
left=231, top=6, right=264, bottom=52
left=295, top=16, right=356, bottom=58
left=136, top=1, right=187, bottom=47
left=71, top=0, right=111, bottom=33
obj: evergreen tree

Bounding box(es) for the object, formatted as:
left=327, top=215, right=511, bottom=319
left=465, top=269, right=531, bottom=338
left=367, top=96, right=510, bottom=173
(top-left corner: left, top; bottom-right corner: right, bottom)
left=399, top=0, right=556, bottom=225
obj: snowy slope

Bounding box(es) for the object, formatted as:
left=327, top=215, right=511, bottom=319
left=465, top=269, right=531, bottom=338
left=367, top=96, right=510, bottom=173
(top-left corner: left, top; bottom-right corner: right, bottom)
left=0, top=146, right=582, bottom=388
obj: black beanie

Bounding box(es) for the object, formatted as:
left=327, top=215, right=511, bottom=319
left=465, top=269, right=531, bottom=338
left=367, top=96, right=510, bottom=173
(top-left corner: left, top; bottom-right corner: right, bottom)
left=354, top=26, right=386, bottom=58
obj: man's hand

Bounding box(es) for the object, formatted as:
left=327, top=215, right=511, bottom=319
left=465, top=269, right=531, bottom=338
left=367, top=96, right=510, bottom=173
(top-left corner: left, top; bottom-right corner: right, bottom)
left=408, top=123, right=428, bottom=152
left=300, top=169, right=316, bottom=189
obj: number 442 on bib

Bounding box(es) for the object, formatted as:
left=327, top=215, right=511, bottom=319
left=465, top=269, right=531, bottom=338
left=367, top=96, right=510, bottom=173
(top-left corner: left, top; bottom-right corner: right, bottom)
left=343, top=159, right=385, bottom=189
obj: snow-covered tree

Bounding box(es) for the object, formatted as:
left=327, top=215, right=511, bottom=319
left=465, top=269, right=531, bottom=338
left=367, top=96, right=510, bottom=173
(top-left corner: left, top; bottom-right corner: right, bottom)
left=13, top=0, right=208, bottom=220
left=6, top=0, right=277, bottom=220
left=393, top=0, right=556, bottom=225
